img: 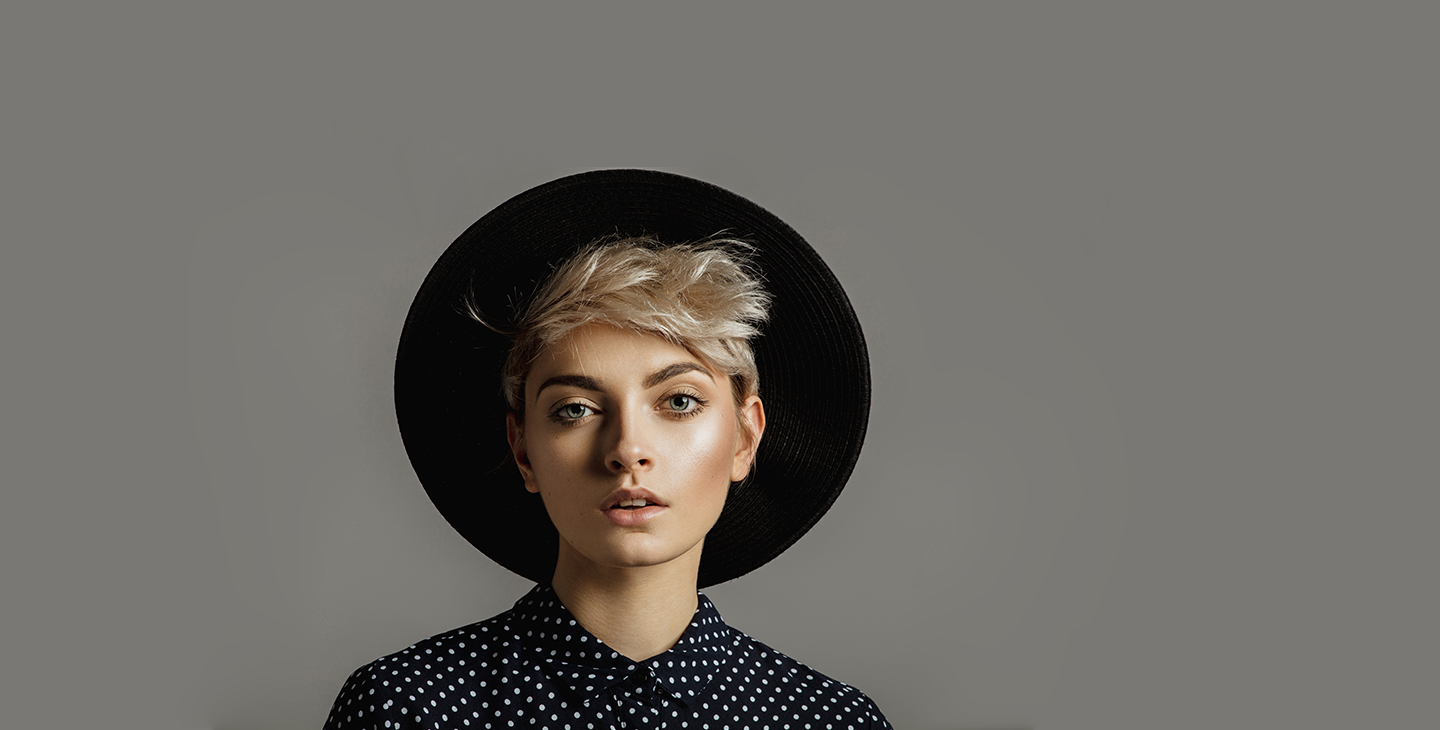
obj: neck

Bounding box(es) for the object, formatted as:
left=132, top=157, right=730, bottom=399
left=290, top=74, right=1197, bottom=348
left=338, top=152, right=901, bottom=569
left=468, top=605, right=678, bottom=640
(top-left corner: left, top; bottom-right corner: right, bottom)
left=549, top=540, right=702, bottom=662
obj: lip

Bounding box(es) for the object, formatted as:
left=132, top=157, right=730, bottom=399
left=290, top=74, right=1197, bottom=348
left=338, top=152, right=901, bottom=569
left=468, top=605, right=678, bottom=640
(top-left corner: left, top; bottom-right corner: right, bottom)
left=599, top=487, right=668, bottom=511
left=600, top=487, right=668, bottom=527
left=603, top=504, right=666, bottom=526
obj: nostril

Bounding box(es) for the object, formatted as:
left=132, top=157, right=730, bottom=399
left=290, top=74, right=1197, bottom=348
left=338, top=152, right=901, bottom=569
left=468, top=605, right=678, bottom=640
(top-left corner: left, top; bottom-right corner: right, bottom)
left=608, top=455, right=652, bottom=472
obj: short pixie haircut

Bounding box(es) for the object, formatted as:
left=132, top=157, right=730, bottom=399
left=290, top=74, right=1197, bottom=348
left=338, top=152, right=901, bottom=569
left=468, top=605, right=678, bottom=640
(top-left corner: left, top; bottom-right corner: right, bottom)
left=470, top=236, right=772, bottom=416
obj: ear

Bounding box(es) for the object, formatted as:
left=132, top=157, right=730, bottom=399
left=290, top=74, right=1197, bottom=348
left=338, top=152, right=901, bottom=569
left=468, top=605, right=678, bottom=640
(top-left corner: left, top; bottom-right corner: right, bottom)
left=507, top=411, right=540, bottom=493
left=731, top=395, right=766, bottom=482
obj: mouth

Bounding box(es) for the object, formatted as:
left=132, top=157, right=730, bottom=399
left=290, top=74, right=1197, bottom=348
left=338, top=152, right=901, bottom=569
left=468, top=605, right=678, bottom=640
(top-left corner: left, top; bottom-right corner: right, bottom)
left=611, top=498, right=659, bottom=511
left=600, top=488, right=668, bottom=526
left=600, top=487, right=667, bottom=511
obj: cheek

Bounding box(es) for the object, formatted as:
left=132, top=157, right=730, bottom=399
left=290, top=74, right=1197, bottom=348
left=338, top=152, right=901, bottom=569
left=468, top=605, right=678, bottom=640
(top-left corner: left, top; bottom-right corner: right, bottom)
left=526, top=438, right=595, bottom=528
left=666, top=419, right=739, bottom=491
left=525, top=430, right=591, bottom=491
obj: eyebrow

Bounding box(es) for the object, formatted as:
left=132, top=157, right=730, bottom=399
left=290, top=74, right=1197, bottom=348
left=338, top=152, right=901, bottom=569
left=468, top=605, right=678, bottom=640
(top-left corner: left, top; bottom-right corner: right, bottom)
left=533, top=362, right=714, bottom=403
left=643, top=362, right=713, bottom=389
left=533, top=374, right=603, bottom=402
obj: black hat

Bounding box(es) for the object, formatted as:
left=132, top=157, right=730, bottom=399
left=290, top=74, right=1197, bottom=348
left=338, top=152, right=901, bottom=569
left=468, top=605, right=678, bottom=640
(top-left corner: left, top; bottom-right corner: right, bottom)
left=395, top=169, right=869, bottom=587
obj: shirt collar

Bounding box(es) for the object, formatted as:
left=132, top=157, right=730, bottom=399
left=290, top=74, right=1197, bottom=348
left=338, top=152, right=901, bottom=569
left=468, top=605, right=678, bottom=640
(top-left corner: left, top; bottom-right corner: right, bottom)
left=510, top=584, right=735, bottom=709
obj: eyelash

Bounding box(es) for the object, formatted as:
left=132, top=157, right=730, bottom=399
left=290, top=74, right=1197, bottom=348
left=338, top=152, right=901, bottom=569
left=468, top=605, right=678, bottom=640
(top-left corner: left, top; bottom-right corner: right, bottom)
left=548, top=402, right=596, bottom=425
left=546, top=390, right=709, bottom=426
left=662, top=390, right=709, bottom=419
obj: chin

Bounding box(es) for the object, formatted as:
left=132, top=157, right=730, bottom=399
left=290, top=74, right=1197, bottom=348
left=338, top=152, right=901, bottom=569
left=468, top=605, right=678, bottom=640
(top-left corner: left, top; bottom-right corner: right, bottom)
left=576, top=534, right=705, bottom=573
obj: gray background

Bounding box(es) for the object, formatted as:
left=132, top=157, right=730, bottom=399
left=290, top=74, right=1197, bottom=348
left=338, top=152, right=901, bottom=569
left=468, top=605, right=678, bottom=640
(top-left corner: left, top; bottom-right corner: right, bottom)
left=3, top=4, right=1435, bottom=729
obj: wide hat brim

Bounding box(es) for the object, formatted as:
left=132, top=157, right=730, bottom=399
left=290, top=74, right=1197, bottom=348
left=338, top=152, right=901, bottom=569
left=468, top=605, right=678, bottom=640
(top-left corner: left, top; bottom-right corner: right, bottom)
left=395, top=169, right=870, bottom=587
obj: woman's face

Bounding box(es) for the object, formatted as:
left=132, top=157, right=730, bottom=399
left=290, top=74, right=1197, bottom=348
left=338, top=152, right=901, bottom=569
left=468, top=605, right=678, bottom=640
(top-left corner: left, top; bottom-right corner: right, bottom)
left=507, top=324, right=764, bottom=575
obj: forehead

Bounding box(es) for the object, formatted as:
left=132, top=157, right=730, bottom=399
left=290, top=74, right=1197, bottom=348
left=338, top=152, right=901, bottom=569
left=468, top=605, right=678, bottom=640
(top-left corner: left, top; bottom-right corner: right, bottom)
left=527, top=324, right=714, bottom=385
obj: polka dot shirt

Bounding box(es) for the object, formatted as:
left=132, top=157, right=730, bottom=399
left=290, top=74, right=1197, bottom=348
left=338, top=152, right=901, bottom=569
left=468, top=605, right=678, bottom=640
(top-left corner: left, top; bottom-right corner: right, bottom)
left=324, top=585, right=890, bottom=729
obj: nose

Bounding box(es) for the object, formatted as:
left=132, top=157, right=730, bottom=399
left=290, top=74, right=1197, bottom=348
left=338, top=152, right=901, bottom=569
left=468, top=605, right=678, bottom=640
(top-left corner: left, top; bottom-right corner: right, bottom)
left=604, top=406, right=655, bottom=475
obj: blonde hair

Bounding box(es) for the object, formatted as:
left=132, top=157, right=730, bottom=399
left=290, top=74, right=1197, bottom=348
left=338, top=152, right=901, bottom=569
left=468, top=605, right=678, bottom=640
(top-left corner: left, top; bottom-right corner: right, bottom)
left=468, top=236, right=771, bottom=415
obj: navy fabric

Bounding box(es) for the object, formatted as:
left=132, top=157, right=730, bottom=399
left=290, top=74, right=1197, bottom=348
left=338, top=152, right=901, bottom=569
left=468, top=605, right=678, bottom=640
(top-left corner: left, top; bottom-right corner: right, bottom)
left=324, top=585, right=890, bottom=729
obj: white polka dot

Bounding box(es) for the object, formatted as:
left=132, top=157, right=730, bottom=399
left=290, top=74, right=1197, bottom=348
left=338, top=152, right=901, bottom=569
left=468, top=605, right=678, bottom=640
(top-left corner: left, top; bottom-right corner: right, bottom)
left=322, top=586, right=889, bottom=729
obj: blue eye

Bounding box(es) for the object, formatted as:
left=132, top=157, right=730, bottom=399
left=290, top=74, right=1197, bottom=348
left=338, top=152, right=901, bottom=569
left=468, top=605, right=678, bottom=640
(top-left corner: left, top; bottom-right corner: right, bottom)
left=554, top=403, right=593, bottom=420
left=665, top=393, right=708, bottom=414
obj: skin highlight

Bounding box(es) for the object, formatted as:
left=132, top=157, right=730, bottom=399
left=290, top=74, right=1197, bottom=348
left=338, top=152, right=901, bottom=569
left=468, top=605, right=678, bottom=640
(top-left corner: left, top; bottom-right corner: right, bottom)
left=506, top=324, right=764, bottom=661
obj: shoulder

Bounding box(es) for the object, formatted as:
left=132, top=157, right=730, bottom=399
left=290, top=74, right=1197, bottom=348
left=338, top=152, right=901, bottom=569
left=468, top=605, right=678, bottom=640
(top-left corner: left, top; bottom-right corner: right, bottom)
left=374, top=609, right=524, bottom=672
left=323, top=612, right=522, bottom=730
left=721, top=629, right=892, bottom=729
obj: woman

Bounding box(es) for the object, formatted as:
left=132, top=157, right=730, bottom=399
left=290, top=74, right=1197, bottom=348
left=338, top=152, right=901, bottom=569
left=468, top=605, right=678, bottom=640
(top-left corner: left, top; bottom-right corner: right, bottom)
left=324, top=170, right=889, bottom=729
